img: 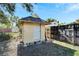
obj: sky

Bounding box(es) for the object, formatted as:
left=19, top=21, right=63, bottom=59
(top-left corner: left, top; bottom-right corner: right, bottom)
left=15, top=3, right=79, bottom=24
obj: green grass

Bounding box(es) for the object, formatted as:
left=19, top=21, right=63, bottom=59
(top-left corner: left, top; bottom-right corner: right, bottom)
left=74, top=51, right=79, bottom=56
left=53, top=40, right=79, bottom=56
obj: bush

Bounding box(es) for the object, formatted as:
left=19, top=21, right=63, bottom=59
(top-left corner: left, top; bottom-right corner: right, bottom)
left=0, top=32, right=11, bottom=42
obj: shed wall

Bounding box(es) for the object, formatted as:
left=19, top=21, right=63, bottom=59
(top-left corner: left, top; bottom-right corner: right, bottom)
left=22, top=22, right=45, bottom=43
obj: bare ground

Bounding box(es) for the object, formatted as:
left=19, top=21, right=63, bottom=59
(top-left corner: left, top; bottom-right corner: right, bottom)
left=17, top=41, right=79, bottom=56
left=0, top=38, right=21, bottom=56
left=0, top=39, right=79, bottom=56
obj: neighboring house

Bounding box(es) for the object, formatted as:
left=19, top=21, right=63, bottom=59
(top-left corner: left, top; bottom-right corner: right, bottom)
left=46, top=22, right=79, bottom=45
left=45, top=21, right=58, bottom=27
left=45, top=21, right=58, bottom=41
left=0, top=28, right=12, bottom=33
left=58, top=23, right=79, bottom=45
left=19, top=16, right=47, bottom=44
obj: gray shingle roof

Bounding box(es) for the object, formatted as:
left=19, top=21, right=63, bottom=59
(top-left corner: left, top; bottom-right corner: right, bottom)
left=20, top=16, right=45, bottom=22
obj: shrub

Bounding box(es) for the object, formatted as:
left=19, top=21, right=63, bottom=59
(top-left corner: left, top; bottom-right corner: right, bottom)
left=0, top=32, right=11, bottom=42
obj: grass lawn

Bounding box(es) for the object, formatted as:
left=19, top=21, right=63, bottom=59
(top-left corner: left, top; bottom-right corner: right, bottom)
left=17, top=40, right=79, bottom=56
left=53, top=40, right=79, bottom=56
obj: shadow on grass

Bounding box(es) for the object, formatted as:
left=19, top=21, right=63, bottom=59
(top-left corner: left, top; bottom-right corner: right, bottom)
left=17, top=42, right=76, bottom=56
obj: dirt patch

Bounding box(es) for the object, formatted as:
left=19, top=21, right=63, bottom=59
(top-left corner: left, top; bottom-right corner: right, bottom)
left=17, top=42, right=76, bottom=56
left=0, top=38, right=21, bottom=56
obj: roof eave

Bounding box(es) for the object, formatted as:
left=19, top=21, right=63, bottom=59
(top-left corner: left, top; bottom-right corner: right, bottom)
left=19, top=20, right=49, bottom=25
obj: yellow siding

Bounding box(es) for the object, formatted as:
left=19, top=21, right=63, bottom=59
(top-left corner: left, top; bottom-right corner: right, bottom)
left=22, top=22, right=45, bottom=43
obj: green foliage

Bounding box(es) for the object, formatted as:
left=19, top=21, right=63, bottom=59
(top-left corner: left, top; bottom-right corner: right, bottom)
left=46, top=18, right=66, bottom=26
left=0, top=3, right=33, bottom=16
left=22, top=3, right=33, bottom=12
left=0, top=14, right=11, bottom=28
left=0, top=24, right=7, bottom=28
left=0, top=33, right=11, bottom=42
left=74, top=50, right=79, bottom=56
left=16, top=20, right=22, bottom=34
left=46, top=18, right=58, bottom=22
left=0, top=3, right=15, bottom=15
left=0, top=10, right=7, bottom=19
left=0, top=3, right=33, bottom=28
left=8, top=15, right=20, bottom=32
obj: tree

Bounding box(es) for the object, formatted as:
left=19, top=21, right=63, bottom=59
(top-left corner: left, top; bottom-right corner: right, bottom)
left=0, top=3, right=34, bottom=29
left=0, top=11, right=11, bottom=28
left=46, top=18, right=58, bottom=23
left=0, top=3, right=33, bottom=15
left=46, top=18, right=65, bottom=26
left=0, top=3, right=33, bottom=23
left=11, top=16, right=20, bottom=32
left=8, top=15, right=19, bottom=28
left=0, top=10, right=6, bottom=18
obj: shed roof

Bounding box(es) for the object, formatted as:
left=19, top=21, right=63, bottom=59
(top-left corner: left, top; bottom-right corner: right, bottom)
left=59, top=22, right=79, bottom=27
left=20, top=16, right=49, bottom=25
left=20, top=16, right=45, bottom=22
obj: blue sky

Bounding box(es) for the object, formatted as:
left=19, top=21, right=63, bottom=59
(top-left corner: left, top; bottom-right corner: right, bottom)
left=15, top=3, right=79, bottom=24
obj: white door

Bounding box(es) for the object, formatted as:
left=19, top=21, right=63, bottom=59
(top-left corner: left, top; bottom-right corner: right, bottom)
left=33, top=26, right=41, bottom=41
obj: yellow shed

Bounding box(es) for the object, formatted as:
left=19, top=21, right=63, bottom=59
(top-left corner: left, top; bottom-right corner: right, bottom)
left=20, top=16, right=47, bottom=44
